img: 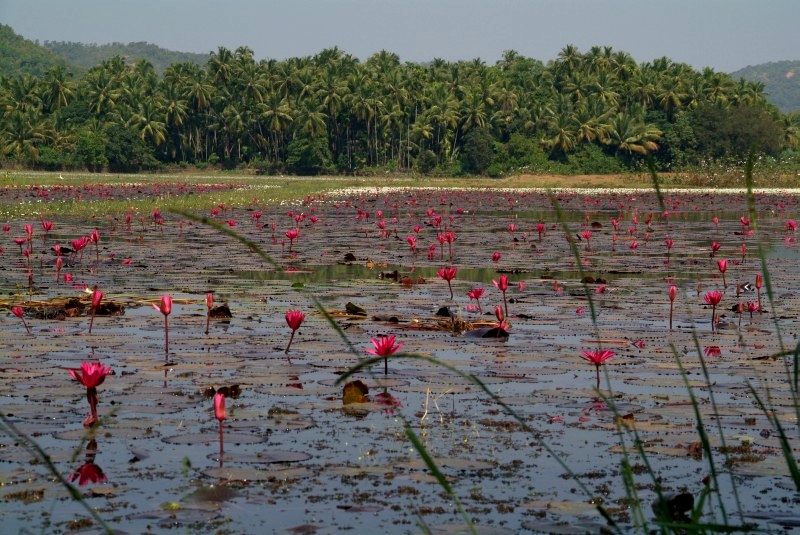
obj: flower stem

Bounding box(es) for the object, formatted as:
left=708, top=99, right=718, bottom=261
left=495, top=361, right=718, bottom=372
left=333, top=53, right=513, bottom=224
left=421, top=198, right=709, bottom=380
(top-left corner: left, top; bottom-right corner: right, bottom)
left=285, top=331, right=295, bottom=354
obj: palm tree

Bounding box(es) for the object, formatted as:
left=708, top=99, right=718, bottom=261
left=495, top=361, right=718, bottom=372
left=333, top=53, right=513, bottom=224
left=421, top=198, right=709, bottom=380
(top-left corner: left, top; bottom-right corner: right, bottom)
left=604, top=110, right=662, bottom=155
left=41, top=66, right=76, bottom=114
left=259, top=92, right=293, bottom=162
left=0, top=110, right=48, bottom=164
left=129, top=99, right=167, bottom=148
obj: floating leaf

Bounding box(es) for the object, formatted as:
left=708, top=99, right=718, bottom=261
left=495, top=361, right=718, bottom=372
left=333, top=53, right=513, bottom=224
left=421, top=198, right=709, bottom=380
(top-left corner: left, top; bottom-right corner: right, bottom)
left=342, top=380, right=368, bottom=405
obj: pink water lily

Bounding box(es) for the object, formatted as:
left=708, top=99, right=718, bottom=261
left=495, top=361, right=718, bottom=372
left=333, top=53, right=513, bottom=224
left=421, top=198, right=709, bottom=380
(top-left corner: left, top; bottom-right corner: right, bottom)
left=366, top=334, right=404, bottom=375
left=493, top=274, right=510, bottom=316
left=437, top=266, right=457, bottom=299
left=704, top=291, right=722, bottom=332
left=12, top=306, right=31, bottom=335
left=153, top=295, right=172, bottom=358
left=88, top=287, right=103, bottom=334
left=68, top=361, right=112, bottom=427
left=467, top=287, right=485, bottom=314
left=717, top=259, right=728, bottom=288
left=580, top=349, right=616, bottom=389
left=668, top=285, right=677, bottom=331
left=284, top=310, right=305, bottom=354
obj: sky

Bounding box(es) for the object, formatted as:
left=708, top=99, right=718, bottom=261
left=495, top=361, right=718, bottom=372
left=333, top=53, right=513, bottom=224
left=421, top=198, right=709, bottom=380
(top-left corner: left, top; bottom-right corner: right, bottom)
left=1, top=0, right=797, bottom=73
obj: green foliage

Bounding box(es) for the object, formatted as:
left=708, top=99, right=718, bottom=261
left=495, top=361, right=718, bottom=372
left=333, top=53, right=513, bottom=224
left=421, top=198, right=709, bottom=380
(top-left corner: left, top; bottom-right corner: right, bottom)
left=285, top=136, right=333, bottom=175
left=104, top=125, right=160, bottom=172
left=416, top=149, right=437, bottom=174
left=688, top=103, right=786, bottom=158
left=35, top=145, right=68, bottom=171
left=565, top=143, right=624, bottom=174
left=459, top=127, right=494, bottom=174
left=73, top=129, right=108, bottom=172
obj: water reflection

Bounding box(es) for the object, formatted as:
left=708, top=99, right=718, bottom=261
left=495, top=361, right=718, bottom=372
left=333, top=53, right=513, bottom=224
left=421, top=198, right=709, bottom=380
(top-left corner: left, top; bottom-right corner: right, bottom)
left=69, top=438, right=107, bottom=486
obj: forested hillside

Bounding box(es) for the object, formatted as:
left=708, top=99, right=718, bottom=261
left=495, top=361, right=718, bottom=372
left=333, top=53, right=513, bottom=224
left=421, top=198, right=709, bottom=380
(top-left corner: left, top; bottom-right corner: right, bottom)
left=43, top=41, right=211, bottom=75
left=730, top=60, right=800, bottom=113
left=0, top=24, right=72, bottom=77
left=2, top=30, right=798, bottom=175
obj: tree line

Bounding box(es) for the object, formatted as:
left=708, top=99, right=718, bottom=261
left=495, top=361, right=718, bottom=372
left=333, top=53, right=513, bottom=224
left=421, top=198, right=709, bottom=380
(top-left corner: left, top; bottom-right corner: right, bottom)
left=2, top=44, right=798, bottom=175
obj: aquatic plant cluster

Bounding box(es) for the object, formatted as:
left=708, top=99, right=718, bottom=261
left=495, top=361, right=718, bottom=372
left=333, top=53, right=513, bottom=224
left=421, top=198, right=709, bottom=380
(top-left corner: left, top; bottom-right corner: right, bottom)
left=1, top=182, right=798, bottom=533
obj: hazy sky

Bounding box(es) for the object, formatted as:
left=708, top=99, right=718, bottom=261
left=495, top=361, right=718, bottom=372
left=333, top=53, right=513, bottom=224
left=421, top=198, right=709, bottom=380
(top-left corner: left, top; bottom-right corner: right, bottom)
left=1, top=0, right=797, bottom=73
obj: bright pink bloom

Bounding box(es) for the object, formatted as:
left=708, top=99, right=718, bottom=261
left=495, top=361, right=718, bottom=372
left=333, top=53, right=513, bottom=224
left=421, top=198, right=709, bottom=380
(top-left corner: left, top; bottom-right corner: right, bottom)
left=580, top=349, right=616, bottom=389
left=668, top=285, right=677, bottom=303
left=286, top=310, right=305, bottom=332
left=580, top=349, right=615, bottom=366
left=153, top=295, right=172, bottom=316
left=366, top=334, right=404, bottom=375
left=493, top=275, right=509, bottom=292
left=214, top=392, right=227, bottom=421
left=704, top=291, right=722, bottom=307
left=284, top=310, right=305, bottom=353
left=92, top=289, right=104, bottom=309
left=492, top=252, right=501, bottom=262
left=717, top=259, right=728, bottom=287
left=467, top=288, right=485, bottom=313
left=12, top=306, right=30, bottom=334
left=438, top=266, right=457, bottom=299
left=705, top=290, right=722, bottom=332
left=366, top=334, right=404, bottom=357
left=68, top=361, right=111, bottom=389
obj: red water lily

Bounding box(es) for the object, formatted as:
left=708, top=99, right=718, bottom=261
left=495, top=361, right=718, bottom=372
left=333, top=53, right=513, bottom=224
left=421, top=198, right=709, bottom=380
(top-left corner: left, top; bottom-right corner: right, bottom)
left=536, top=222, right=545, bottom=240
left=437, top=266, right=457, bottom=299
left=284, top=310, right=305, bottom=354
left=467, top=287, right=485, bottom=314
left=68, top=361, right=112, bottom=427
left=717, top=259, right=728, bottom=288
left=214, top=391, right=227, bottom=457
left=12, top=306, right=31, bottom=335
left=668, top=285, right=677, bottom=331
left=493, top=274, right=510, bottom=316
left=704, top=291, right=722, bottom=332
left=406, top=235, right=417, bottom=253
left=366, top=334, right=404, bottom=375
left=88, top=287, right=103, bottom=334
left=755, top=273, right=763, bottom=311
left=153, top=295, right=172, bottom=358
left=581, top=230, right=592, bottom=251
left=285, top=228, right=299, bottom=251
left=580, top=349, right=616, bottom=389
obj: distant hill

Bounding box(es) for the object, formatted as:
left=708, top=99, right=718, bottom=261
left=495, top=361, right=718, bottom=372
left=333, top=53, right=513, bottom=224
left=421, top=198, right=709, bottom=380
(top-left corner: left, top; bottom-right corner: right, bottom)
left=0, top=23, right=73, bottom=77
left=730, top=60, right=800, bottom=113
left=43, top=40, right=211, bottom=74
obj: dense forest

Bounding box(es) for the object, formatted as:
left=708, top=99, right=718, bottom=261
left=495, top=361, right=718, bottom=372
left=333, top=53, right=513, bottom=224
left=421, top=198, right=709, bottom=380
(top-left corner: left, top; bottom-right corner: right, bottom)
left=1, top=24, right=798, bottom=175
left=730, top=60, right=800, bottom=114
